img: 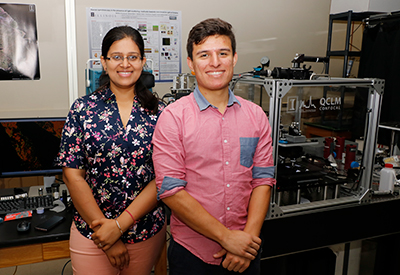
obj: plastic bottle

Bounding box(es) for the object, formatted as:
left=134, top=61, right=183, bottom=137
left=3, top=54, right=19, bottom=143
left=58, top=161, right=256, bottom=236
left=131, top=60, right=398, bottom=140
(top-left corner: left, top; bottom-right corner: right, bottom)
left=379, top=163, right=396, bottom=193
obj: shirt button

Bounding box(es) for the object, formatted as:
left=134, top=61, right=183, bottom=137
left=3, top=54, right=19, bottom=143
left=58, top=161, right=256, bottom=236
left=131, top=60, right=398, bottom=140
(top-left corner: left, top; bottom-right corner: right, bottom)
left=222, top=117, right=225, bottom=120
left=227, top=184, right=230, bottom=187
left=224, top=139, right=228, bottom=143
left=225, top=161, right=229, bottom=165
left=227, top=207, right=230, bottom=211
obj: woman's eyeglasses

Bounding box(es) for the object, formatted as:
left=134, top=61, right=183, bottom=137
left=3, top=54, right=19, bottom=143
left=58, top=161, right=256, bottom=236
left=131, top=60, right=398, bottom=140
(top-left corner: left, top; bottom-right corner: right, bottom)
left=105, top=54, right=142, bottom=63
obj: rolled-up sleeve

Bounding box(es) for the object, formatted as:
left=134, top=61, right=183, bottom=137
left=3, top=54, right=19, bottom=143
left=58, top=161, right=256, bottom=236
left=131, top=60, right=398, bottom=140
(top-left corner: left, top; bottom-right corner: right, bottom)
left=152, top=106, right=187, bottom=200
left=251, top=109, right=276, bottom=188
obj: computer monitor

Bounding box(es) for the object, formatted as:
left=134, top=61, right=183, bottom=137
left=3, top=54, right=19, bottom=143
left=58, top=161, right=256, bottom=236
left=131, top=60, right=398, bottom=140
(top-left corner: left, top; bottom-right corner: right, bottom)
left=0, top=117, right=66, bottom=177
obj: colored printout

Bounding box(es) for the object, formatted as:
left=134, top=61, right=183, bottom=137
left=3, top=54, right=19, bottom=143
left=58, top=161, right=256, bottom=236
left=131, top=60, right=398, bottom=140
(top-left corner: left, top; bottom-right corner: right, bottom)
left=87, top=8, right=182, bottom=82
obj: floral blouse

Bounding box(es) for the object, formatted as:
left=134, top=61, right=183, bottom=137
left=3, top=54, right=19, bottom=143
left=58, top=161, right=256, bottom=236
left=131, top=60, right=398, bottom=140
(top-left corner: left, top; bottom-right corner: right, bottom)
left=56, top=87, right=165, bottom=243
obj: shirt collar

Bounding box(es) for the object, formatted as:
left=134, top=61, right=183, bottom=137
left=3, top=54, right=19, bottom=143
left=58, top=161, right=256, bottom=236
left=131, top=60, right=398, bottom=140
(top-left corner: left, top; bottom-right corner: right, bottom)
left=98, top=87, right=139, bottom=104
left=193, top=86, right=241, bottom=111
left=98, top=87, right=115, bottom=102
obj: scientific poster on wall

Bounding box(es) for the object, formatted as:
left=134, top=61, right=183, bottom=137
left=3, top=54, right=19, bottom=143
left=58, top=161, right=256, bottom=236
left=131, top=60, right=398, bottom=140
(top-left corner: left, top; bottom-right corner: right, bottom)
left=0, top=3, right=40, bottom=80
left=87, top=8, right=182, bottom=82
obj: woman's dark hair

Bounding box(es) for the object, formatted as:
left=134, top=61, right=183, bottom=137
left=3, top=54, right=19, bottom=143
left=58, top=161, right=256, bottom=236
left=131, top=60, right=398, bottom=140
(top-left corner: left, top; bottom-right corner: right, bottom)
left=96, top=26, right=158, bottom=114
left=187, top=18, right=236, bottom=60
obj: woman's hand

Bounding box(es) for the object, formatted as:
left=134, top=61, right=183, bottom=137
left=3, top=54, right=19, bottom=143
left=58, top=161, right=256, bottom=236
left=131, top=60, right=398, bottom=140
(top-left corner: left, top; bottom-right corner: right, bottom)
left=91, top=218, right=122, bottom=251
left=105, top=240, right=130, bottom=270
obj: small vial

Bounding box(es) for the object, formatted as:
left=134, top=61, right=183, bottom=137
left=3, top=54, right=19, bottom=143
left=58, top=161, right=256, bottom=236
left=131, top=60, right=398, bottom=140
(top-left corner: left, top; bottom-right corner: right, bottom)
left=51, top=183, right=60, bottom=199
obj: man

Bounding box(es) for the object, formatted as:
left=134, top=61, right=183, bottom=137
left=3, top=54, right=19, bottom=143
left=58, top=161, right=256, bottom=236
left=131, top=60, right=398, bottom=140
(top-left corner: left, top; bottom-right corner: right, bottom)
left=152, top=18, right=275, bottom=274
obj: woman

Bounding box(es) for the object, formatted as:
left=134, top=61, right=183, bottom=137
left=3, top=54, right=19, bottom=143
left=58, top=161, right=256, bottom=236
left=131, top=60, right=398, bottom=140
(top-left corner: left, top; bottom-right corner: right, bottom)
left=57, top=26, right=166, bottom=275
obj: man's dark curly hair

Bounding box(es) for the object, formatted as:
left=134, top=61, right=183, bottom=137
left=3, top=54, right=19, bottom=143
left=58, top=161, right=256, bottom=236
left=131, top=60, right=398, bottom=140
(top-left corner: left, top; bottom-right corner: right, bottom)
left=186, top=18, right=236, bottom=60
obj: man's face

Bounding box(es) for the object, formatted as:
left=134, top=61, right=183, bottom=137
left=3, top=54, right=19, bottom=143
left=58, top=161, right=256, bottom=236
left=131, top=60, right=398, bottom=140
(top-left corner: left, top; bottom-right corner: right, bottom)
left=187, top=35, right=237, bottom=93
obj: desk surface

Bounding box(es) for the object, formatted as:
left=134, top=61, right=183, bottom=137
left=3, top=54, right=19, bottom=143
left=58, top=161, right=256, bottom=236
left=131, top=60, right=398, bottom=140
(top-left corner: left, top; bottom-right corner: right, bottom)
left=1, top=188, right=399, bottom=261
left=0, top=186, right=71, bottom=248
left=0, top=208, right=72, bottom=249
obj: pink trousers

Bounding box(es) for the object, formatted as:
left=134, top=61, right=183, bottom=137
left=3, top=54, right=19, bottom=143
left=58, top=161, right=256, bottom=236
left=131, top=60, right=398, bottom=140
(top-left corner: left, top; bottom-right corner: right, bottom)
left=69, top=222, right=166, bottom=275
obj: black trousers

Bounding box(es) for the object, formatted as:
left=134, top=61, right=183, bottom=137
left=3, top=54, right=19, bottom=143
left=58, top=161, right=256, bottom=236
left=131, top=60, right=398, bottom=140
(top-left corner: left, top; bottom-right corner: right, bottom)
left=168, top=237, right=262, bottom=275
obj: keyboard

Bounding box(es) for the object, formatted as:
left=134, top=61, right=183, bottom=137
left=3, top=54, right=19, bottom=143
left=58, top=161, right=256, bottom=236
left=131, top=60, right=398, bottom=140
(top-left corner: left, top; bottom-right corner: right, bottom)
left=0, top=195, right=54, bottom=215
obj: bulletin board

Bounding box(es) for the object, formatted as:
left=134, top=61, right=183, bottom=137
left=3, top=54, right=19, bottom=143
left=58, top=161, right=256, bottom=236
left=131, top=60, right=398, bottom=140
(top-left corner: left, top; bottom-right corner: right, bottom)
left=86, top=8, right=182, bottom=82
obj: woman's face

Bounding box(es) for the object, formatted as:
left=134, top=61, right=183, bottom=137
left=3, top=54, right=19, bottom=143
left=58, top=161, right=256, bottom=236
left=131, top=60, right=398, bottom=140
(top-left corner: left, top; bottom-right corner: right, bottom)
left=100, top=37, right=146, bottom=92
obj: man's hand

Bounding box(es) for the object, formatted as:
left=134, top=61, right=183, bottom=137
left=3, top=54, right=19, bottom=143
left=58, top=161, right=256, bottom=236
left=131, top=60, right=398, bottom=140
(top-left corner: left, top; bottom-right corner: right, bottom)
left=220, top=230, right=261, bottom=260
left=214, top=249, right=252, bottom=273
left=104, top=240, right=130, bottom=270
left=91, top=218, right=121, bottom=251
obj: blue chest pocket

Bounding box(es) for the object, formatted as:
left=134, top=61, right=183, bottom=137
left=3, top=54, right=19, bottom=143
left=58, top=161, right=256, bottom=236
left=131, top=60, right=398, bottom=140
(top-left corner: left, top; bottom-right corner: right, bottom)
left=240, top=137, right=259, bottom=168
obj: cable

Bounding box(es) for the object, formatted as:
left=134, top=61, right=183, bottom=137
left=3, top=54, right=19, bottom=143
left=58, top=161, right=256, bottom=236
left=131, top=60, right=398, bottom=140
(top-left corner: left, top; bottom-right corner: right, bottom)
left=61, top=259, right=71, bottom=275
left=351, top=22, right=363, bottom=36
left=349, top=44, right=361, bottom=51
left=320, top=62, right=327, bottom=74
left=55, top=177, right=64, bottom=184
left=350, top=22, right=355, bottom=52
left=12, top=266, right=18, bottom=275
left=349, top=22, right=363, bottom=51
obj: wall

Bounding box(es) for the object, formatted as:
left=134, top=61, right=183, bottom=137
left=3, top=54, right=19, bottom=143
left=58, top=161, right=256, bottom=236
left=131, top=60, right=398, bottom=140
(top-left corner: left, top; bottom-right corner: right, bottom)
left=0, top=176, right=44, bottom=189
left=330, top=0, right=400, bottom=14
left=0, top=0, right=337, bottom=118
left=75, top=0, right=335, bottom=98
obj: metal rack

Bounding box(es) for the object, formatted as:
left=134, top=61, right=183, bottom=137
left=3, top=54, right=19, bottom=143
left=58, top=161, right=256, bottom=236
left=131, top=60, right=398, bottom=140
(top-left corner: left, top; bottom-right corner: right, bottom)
left=326, top=11, right=377, bottom=77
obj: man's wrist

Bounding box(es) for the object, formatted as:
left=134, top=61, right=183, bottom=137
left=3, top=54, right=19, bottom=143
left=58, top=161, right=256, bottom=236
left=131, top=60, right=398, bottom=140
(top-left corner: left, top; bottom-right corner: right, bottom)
left=218, top=227, right=232, bottom=247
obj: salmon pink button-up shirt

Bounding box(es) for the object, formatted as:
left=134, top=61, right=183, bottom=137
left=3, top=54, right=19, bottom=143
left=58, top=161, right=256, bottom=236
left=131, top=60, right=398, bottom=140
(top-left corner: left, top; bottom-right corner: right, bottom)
left=152, top=87, right=275, bottom=265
